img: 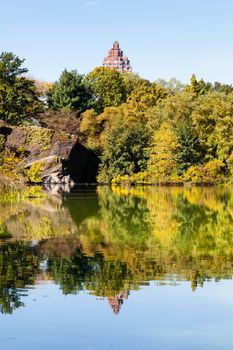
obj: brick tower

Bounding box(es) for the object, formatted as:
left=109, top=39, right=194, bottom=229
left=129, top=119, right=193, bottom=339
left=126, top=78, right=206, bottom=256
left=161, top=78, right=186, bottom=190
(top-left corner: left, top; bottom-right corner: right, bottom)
left=103, top=41, right=132, bottom=72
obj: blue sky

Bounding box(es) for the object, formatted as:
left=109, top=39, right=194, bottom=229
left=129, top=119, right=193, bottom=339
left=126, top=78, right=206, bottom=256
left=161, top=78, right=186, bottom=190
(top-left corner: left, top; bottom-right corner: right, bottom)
left=1, top=0, right=233, bottom=83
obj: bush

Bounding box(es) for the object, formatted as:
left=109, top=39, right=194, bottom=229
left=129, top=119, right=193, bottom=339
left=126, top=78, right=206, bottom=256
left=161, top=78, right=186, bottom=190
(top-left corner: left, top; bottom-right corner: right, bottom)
left=26, top=162, right=43, bottom=183
left=183, top=159, right=225, bottom=183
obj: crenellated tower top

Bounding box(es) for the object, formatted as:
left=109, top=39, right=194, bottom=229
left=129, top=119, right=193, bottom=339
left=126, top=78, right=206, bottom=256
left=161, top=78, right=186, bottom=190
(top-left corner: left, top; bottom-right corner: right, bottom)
left=103, top=41, right=132, bottom=72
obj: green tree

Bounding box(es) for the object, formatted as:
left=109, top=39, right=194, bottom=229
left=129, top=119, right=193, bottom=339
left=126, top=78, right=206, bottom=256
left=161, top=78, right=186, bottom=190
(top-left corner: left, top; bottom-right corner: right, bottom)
left=0, top=52, right=44, bottom=125
left=0, top=52, right=27, bottom=83
left=206, top=81, right=233, bottom=94
left=146, top=92, right=194, bottom=131
left=98, top=118, right=150, bottom=182
left=0, top=78, right=43, bottom=124
left=80, top=105, right=131, bottom=153
left=121, top=72, right=147, bottom=97
left=84, top=67, right=126, bottom=113
left=156, top=77, right=184, bottom=94
left=126, top=81, right=167, bottom=119
left=176, top=121, right=203, bottom=175
left=192, top=92, right=233, bottom=174
left=80, top=109, right=101, bottom=152
left=47, top=69, right=91, bottom=114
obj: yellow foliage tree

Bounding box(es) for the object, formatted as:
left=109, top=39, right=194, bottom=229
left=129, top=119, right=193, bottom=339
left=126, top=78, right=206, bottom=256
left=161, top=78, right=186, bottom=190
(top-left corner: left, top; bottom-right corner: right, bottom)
left=147, top=122, right=180, bottom=181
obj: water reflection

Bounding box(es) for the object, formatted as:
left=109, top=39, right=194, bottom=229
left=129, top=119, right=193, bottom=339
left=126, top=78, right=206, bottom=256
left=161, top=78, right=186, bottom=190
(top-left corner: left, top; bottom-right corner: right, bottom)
left=0, top=185, right=232, bottom=314
left=0, top=241, right=40, bottom=314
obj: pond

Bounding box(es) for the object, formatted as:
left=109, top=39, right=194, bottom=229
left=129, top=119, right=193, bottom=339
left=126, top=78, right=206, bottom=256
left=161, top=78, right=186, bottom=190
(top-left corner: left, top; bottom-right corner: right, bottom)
left=0, top=185, right=233, bottom=349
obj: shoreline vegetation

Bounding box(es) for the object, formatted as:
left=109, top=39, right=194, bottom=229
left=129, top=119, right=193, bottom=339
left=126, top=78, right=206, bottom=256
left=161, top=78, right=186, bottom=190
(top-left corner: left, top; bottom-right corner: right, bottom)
left=0, top=52, right=232, bottom=186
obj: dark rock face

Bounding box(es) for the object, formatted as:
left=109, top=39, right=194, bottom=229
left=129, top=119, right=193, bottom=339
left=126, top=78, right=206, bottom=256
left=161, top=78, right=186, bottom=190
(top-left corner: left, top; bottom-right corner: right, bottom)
left=0, top=123, right=99, bottom=184
left=65, top=143, right=99, bottom=183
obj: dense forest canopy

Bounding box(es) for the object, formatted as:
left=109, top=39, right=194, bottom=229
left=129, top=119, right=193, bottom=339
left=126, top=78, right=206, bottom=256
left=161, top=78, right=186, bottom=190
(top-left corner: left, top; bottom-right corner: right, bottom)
left=0, top=51, right=232, bottom=183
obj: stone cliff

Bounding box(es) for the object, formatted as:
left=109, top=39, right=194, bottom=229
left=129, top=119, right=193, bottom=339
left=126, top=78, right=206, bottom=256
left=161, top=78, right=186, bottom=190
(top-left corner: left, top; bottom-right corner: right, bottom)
left=0, top=122, right=99, bottom=184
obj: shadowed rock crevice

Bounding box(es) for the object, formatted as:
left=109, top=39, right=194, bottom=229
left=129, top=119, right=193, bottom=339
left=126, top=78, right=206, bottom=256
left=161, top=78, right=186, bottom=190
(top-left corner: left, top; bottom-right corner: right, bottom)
left=0, top=126, right=12, bottom=137
left=64, top=143, right=99, bottom=183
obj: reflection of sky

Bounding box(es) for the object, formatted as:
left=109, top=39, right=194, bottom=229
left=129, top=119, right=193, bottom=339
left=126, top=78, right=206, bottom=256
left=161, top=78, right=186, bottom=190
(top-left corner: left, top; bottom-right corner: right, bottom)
left=1, top=280, right=233, bottom=350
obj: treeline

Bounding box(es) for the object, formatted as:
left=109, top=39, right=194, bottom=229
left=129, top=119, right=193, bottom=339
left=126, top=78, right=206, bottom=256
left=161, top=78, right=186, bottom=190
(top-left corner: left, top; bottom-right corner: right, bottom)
left=0, top=52, right=232, bottom=183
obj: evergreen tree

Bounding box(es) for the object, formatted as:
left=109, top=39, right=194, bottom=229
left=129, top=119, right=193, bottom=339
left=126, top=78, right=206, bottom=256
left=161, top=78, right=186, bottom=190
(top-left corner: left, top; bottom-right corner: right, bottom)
left=185, top=74, right=207, bottom=96
left=0, top=52, right=27, bottom=83
left=47, top=69, right=91, bottom=114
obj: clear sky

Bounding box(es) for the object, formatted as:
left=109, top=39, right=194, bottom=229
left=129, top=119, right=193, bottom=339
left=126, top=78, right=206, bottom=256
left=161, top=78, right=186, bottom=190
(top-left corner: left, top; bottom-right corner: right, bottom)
left=1, top=0, right=233, bottom=83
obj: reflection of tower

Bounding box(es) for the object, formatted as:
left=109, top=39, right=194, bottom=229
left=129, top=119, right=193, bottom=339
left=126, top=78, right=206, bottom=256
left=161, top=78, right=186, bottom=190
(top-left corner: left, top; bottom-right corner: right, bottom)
left=107, top=291, right=129, bottom=315
left=103, top=41, right=132, bottom=72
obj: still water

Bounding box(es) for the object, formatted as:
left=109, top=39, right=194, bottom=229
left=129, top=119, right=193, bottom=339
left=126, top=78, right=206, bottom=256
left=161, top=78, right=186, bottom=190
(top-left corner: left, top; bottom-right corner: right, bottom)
left=0, top=185, right=233, bottom=349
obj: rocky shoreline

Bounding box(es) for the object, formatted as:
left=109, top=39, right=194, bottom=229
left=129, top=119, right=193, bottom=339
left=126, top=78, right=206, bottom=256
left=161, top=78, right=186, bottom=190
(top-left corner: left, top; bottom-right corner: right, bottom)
left=0, top=122, right=99, bottom=185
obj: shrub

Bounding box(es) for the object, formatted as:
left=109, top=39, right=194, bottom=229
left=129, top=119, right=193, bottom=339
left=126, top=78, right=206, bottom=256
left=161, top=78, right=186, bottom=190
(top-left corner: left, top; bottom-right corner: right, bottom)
left=26, top=162, right=43, bottom=183
left=183, top=159, right=224, bottom=183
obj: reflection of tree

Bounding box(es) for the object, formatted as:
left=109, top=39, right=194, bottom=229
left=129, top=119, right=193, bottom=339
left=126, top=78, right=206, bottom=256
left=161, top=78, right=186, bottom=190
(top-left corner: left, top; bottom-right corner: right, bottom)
left=97, top=186, right=151, bottom=246
left=46, top=248, right=131, bottom=314
left=174, top=190, right=233, bottom=276
left=47, top=251, right=96, bottom=295
left=0, top=242, right=40, bottom=314
left=86, top=259, right=131, bottom=297
left=46, top=248, right=132, bottom=298
left=174, top=194, right=214, bottom=255
left=96, top=186, right=233, bottom=289
left=0, top=186, right=233, bottom=314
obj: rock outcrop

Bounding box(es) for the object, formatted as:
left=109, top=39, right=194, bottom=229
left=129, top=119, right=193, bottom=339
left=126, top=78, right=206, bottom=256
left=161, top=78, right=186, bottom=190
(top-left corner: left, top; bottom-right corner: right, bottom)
left=0, top=123, right=99, bottom=184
